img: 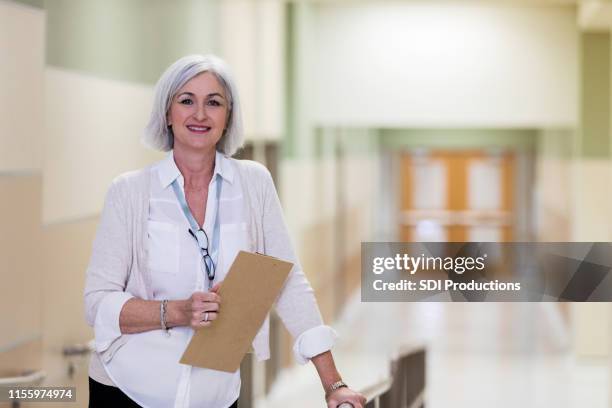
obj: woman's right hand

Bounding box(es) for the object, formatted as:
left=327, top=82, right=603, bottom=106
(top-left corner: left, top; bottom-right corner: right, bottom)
left=172, top=284, right=221, bottom=329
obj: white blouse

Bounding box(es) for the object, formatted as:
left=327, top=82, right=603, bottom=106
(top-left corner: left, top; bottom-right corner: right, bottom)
left=90, top=152, right=337, bottom=408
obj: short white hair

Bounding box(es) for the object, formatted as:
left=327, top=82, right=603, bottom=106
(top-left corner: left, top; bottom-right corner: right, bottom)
left=143, top=54, right=244, bottom=156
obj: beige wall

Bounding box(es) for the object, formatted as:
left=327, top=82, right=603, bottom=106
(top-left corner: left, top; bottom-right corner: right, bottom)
left=0, top=339, right=43, bottom=379
left=573, top=303, right=611, bottom=358
left=534, top=129, right=575, bottom=241
left=41, top=219, right=98, bottom=386
left=571, top=159, right=612, bottom=241
left=280, top=134, right=379, bottom=322
left=0, top=162, right=98, bottom=408
left=570, top=160, right=612, bottom=359
left=0, top=175, right=43, bottom=376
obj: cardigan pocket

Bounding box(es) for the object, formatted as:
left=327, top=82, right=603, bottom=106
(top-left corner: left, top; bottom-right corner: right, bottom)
left=147, top=220, right=180, bottom=275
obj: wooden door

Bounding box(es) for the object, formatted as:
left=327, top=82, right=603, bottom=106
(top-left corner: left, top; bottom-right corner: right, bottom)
left=400, top=150, right=514, bottom=242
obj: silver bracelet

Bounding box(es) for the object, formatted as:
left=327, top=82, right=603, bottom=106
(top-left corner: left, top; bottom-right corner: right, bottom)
left=160, top=299, right=169, bottom=332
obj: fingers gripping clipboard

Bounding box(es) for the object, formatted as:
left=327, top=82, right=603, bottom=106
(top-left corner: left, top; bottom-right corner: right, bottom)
left=180, top=251, right=293, bottom=372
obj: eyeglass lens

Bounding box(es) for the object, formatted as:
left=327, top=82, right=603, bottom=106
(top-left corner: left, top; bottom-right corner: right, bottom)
left=190, top=228, right=215, bottom=282
left=193, top=228, right=209, bottom=250
left=202, top=253, right=215, bottom=281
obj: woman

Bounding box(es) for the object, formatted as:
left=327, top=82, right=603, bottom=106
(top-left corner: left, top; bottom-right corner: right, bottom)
left=84, top=54, right=366, bottom=408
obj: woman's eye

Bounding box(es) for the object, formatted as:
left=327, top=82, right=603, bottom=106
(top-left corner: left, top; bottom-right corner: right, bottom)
left=179, top=99, right=193, bottom=105
left=207, top=99, right=221, bottom=107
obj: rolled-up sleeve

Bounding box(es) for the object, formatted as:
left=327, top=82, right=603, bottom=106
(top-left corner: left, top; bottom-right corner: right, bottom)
left=260, top=169, right=338, bottom=364
left=93, top=291, right=133, bottom=351
left=84, top=180, right=132, bottom=353
left=293, top=325, right=339, bottom=364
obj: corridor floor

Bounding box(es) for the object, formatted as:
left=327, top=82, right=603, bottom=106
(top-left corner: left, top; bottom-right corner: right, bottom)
left=260, top=300, right=609, bottom=407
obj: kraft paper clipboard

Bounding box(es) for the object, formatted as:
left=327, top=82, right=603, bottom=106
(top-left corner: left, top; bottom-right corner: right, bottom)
left=180, top=251, right=293, bottom=372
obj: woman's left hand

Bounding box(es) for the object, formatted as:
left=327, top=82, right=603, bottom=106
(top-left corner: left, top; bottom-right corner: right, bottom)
left=326, top=387, right=367, bottom=408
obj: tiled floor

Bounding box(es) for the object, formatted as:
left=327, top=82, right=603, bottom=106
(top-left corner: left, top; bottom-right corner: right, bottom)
left=259, top=298, right=610, bottom=408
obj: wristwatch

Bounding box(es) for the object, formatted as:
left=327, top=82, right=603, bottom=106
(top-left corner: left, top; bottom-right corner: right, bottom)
left=328, top=380, right=348, bottom=396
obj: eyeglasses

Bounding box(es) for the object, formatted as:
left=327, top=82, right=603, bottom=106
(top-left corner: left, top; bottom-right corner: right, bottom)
left=188, top=228, right=215, bottom=284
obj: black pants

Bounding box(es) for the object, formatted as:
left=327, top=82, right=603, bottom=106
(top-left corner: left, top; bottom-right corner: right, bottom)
left=89, top=377, right=238, bottom=407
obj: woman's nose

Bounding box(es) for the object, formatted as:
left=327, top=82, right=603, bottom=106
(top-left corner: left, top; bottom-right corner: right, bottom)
left=194, top=104, right=208, bottom=121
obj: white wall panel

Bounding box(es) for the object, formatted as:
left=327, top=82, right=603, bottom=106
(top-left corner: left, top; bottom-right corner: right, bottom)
left=0, top=1, right=44, bottom=172
left=256, top=1, right=284, bottom=139
left=220, top=1, right=257, bottom=139
left=313, top=2, right=578, bottom=128
left=43, top=67, right=162, bottom=223
left=220, top=0, right=284, bottom=141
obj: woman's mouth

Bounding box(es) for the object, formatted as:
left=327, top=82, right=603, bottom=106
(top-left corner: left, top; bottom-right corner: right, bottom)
left=186, top=125, right=212, bottom=134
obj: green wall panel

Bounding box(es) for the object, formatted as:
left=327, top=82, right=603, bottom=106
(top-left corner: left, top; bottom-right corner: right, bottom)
left=380, top=129, right=537, bottom=151
left=536, top=129, right=576, bottom=159
left=283, top=1, right=296, bottom=159
left=10, top=0, right=43, bottom=8
left=46, top=0, right=220, bottom=84
left=580, top=32, right=611, bottom=158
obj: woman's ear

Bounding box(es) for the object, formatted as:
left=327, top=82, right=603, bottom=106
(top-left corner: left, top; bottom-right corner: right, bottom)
left=166, top=106, right=172, bottom=126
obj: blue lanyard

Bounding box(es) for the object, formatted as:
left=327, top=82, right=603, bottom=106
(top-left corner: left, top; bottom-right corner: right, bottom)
left=171, top=174, right=222, bottom=290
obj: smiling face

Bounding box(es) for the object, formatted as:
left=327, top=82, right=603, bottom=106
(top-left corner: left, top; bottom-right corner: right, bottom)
left=167, top=71, right=229, bottom=155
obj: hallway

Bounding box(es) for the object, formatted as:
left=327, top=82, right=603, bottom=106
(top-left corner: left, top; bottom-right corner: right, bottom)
left=2, top=1, right=612, bottom=406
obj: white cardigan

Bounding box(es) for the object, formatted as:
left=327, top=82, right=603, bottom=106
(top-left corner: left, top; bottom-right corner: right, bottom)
left=84, top=156, right=336, bottom=386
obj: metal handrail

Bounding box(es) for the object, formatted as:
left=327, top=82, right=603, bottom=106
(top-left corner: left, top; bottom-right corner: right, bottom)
left=361, top=378, right=393, bottom=402
left=358, top=346, right=427, bottom=408
left=0, top=370, right=46, bottom=386
left=62, top=340, right=95, bottom=357
left=334, top=368, right=394, bottom=408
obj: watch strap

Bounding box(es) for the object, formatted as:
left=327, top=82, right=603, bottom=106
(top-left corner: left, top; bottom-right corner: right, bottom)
left=327, top=380, right=348, bottom=396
